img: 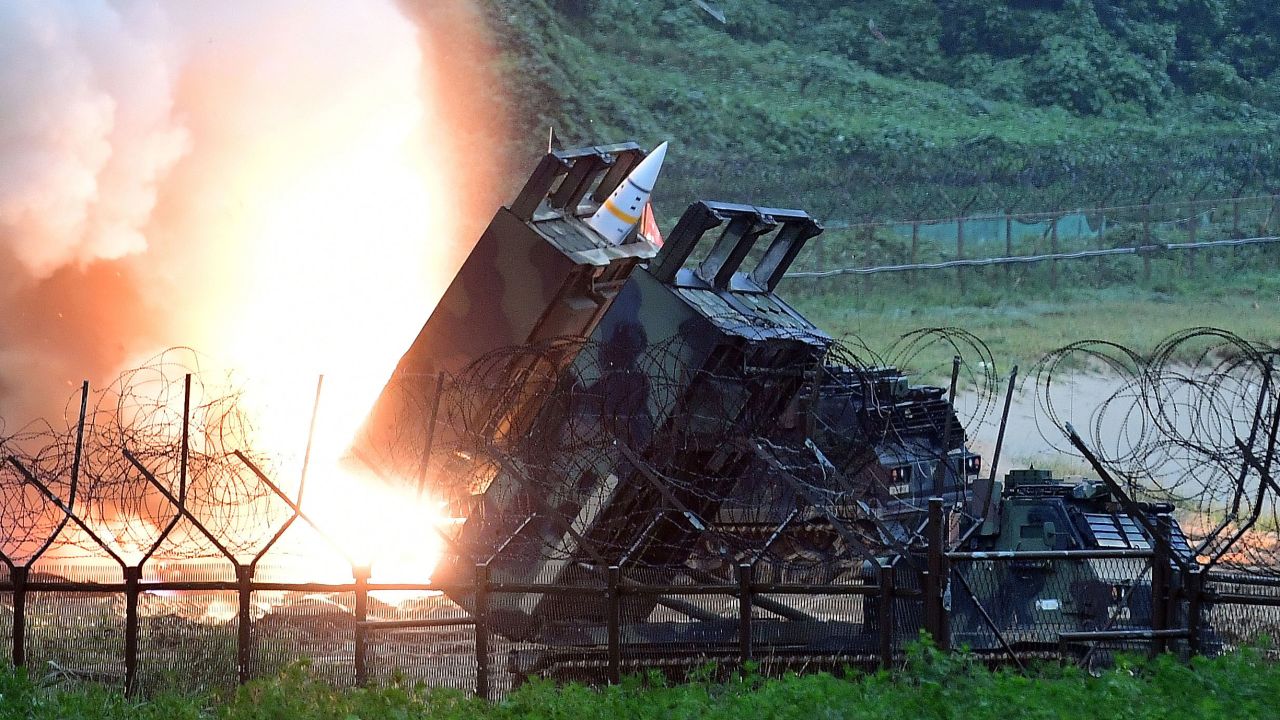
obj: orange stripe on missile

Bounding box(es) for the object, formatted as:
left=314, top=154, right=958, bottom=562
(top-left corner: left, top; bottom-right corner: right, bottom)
left=603, top=198, right=640, bottom=224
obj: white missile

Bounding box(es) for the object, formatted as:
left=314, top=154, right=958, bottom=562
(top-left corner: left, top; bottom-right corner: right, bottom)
left=585, top=141, right=668, bottom=245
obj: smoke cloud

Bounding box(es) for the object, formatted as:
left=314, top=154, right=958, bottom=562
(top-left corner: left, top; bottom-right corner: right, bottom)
left=0, top=0, right=509, bottom=428
left=0, top=1, right=188, bottom=278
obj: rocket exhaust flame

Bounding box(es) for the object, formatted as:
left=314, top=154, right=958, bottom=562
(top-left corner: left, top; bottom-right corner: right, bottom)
left=6, top=351, right=460, bottom=609
left=0, top=0, right=507, bottom=605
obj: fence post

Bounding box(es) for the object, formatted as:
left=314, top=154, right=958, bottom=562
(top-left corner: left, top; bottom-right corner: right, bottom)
left=124, top=566, right=141, bottom=696
left=1096, top=201, right=1107, bottom=283
left=1141, top=205, right=1152, bottom=284
left=353, top=564, right=371, bottom=687
left=1004, top=210, right=1013, bottom=289
left=956, top=217, right=966, bottom=296
left=1049, top=214, right=1060, bottom=291
left=1186, top=198, right=1199, bottom=277
left=862, top=222, right=875, bottom=298
left=607, top=565, right=621, bottom=684
left=1186, top=566, right=1203, bottom=656
left=236, top=565, right=254, bottom=684
left=925, top=498, right=947, bottom=649
left=911, top=221, right=920, bottom=267
left=1150, top=517, right=1171, bottom=657
left=474, top=563, right=490, bottom=701
left=11, top=566, right=26, bottom=669
left=1270, top=193, right=1280, bottom=270
left=878, top=563, right=895, bottom=668
left=1231, top=195, right=1243, bottom=267
left=738, top=562, right=753, bottom=666
left=910, top=221, right=921, bottom=290
left=816, top=235, right=828, bottom=299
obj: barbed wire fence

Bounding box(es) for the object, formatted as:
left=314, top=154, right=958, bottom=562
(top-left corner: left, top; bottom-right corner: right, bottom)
left=2, top=329, right=1280, bottom=694
left=1027, top=328, right=1280, bottom=575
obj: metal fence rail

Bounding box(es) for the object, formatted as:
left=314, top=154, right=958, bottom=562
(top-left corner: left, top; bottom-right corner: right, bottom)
left=0, top=501, right=1277, bottom=697
left=786, top=235, right=1280, bottom=278
left=786, top=193, right=1280, bottom=289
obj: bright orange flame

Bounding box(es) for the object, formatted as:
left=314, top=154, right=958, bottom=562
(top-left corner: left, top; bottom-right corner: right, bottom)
left=135, top=8, right=462, bottom=590
left=299, top=468, right=454, bottom=602
left=196, top=80, right=451, bottom=458
left=22, top=1, right=510, bottom=608
left=188, top=11, right=463, bottom=593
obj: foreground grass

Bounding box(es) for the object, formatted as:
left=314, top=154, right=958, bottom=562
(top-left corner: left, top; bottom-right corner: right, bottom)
left=2, top=644, right=1279, bottom=719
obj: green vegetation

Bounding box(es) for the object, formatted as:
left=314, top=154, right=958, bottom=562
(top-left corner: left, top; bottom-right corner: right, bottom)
left=479, top=0, right=1280, bottom=363
left=484, top=0, right=1280, bottom=220
left=789, top=257, right=1280, bottom=373
left=4, top=643, right=1280, bottom=718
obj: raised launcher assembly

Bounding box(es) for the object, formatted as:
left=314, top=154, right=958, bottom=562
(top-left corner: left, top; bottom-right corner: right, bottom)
left=355, top=143, right=663, bottom=477
left=370, top=141, right=1204, bottom=676
left=402, top=144, right=987, bottom=660
left=432, top=200, right=837, bottom=639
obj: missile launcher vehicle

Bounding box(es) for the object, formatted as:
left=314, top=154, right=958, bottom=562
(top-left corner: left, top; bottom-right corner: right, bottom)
left=359, top=141, right=1207, bottom=678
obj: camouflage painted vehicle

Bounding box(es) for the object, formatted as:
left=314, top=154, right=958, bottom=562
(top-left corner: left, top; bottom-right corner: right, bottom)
left=948, top=468, right=1202, bottom=656
left=360, top=141, right=1208, bottom=676
left=355, top=143, right=662, bottom=477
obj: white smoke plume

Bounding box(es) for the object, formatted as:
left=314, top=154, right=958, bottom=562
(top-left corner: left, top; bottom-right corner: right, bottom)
left=0, top=1, right=189, bottom=278
left=0, top=0, right=509, bottom=428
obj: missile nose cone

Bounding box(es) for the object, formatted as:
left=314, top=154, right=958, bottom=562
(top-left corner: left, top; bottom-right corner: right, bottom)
left=628, top=141, right=667, bottom=193
left=585, top=141, right=670, bottom=246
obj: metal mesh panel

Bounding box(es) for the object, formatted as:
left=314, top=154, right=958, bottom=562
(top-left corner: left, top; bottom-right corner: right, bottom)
left=0, top=590, right=11, bottom=666
left=137, top=591, right=237, bottom=693
left=251, top=590, right=354, bottom=686
left=756, top=564, right=880, bottom=676
left=25, top=591, right=125, bottom=685
left=890, top=567, right=924, bottom=654
left=483, top=562, right=890, bottom=687
left=363, top=593, right=478, bottom=691
left=499, top=563, right=613, bottom=686
left=950, top=557, right=1155, bottom=660
left=1206, top=577, right=1280, bottom=652
left=795, top=195, right=1280, bottom=288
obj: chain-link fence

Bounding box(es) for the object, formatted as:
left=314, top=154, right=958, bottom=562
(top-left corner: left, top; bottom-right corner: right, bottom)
left=4, top=336, right=1280, bottom=698
left=785, top=193, right=1280, bottom=298
left=4, top=497, right=1280, bottom=696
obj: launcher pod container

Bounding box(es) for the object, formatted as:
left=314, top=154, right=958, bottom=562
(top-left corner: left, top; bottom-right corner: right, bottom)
left=433, top=202, right=830, bottom=636
left=356, top=144, right=662, bottom=478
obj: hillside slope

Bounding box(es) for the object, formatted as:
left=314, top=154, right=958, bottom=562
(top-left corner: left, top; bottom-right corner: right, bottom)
left=483, top=0, right=1280, bottom=221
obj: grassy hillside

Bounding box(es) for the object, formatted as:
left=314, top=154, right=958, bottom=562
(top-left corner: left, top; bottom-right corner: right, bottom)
left=483, top=0, right=1280, bottom=221
left=477, top=0, right=1280, bottom=365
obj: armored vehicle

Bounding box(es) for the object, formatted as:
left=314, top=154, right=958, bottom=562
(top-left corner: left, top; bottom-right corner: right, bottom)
left=948, top=468, right=1200, bottom=655
left=359, top=140, right=1206, bottom=677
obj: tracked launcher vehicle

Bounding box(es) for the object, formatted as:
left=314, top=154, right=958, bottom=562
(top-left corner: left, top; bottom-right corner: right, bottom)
left=357, top=141, right=1210, bottom=680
